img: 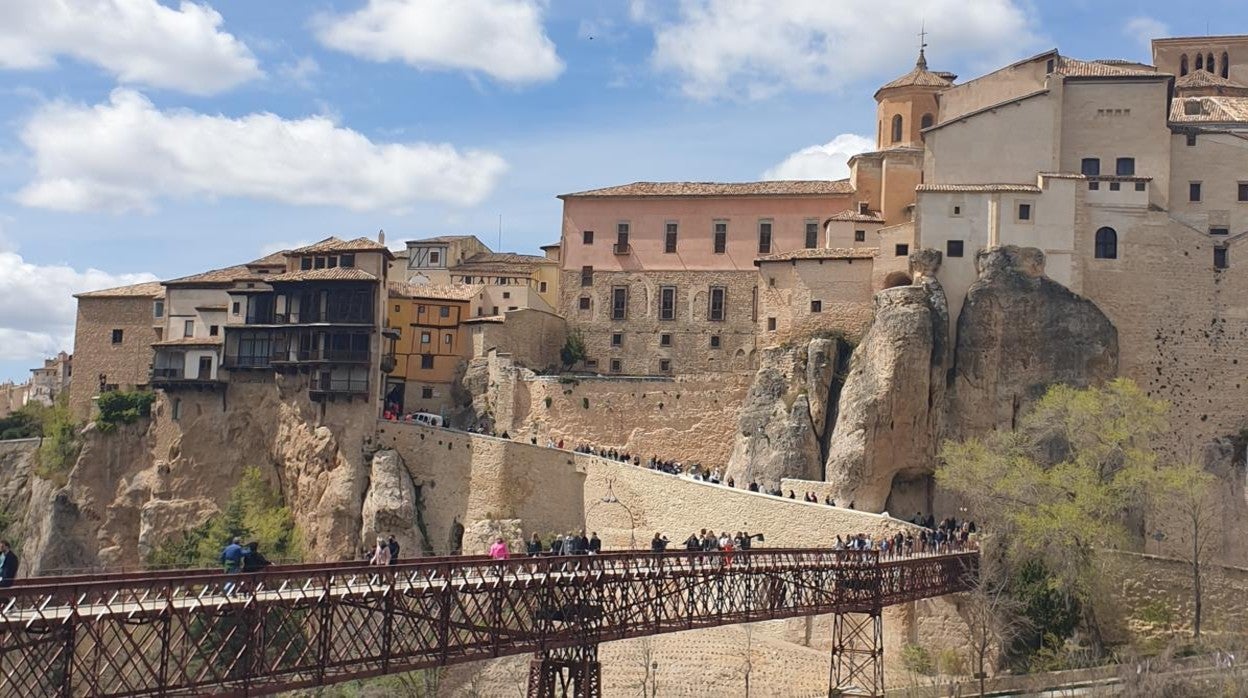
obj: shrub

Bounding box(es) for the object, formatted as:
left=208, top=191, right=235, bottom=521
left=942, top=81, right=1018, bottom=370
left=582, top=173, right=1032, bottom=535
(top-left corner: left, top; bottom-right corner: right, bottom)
left=95, top=390, right=155, bottom=431
left=35, top=397, right=80, bottom=486
left=901, top=644, right=936, bottom=676
left=560, top=330, right=586, bottom=369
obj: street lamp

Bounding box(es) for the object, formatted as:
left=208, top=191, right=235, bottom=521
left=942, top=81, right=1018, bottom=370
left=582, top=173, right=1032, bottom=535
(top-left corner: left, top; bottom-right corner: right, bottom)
left=589, top=478, right=637, bottom=548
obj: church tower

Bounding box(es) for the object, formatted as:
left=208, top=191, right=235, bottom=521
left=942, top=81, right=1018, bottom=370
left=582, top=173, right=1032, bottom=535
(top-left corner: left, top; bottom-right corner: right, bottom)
left=873, top=47, right=954, bottom=149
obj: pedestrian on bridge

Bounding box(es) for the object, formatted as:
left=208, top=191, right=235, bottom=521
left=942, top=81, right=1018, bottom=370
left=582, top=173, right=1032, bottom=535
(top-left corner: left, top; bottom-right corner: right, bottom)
left=242, top=542, right=271, bottom=572
left=387, top=535, right=400, bottom=565
left=489, top=537, right=510, bottom=560
left=220, top=537, right=246, bottom=574
left=0, top=540, right=18, bottom=588
left=370, top=537, right=391, bottom=566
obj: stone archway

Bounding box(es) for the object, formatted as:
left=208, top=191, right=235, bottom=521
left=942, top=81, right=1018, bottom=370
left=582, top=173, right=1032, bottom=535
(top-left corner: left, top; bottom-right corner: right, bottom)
left=882, top=272, right=913, bottom=289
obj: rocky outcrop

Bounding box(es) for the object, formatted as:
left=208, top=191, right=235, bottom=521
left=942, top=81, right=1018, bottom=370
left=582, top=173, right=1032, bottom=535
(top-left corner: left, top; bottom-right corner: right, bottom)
left=360, top=449, right=421, bottom=557
left=822, top=276, right=949, bottom=511
left=949, top=246, right=1118, bottom=435
left=462, top=518, right=523, bottom=556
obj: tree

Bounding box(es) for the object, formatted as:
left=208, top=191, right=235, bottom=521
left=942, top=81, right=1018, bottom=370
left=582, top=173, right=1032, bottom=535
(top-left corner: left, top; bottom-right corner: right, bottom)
left=963, top=552, right=1031, bottom=697
left=937, top=379, right=1168, bottom=655
left=1149, top=461, right=1219, bottom=640
left=560, top=330, right=586, bottom=369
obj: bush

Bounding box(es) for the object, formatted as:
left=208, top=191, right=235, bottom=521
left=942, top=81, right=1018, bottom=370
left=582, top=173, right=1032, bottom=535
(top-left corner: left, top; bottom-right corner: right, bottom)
left=95, top=390, right=155, bottom=431
left=35, top=397, right=80, bottom=486
left=560, top=330, right=586, bottom=369
left=0, top=403, right=48, bottom=440
left=901, top=644, right=936, bottom=676
left=146, top=467, right=300, bottom=569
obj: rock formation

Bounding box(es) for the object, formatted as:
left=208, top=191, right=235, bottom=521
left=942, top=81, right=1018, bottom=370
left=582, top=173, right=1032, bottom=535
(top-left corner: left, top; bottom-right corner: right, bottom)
left=360, top=448, right=422, bottom=556
left=949, top=246, right=1118, bottom=435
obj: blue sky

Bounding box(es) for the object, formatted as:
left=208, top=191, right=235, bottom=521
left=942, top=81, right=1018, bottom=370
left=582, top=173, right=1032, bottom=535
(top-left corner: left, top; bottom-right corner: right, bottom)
left=0, top=0, right=1244, bottom=382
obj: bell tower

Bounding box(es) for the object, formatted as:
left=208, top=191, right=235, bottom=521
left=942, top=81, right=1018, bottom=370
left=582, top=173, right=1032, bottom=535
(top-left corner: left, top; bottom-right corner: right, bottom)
left=873, top=34, right=953, bottom=149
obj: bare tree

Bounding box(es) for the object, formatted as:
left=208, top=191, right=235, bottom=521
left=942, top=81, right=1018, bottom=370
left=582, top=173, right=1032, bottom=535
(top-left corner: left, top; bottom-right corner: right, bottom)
left=1152, top=460, right=1219, bottom=640
left=740, top=623, right=755, bottom=697
left=632, top=637, right=658, bottom=697
left=963, top=555, right=1030, bottom=698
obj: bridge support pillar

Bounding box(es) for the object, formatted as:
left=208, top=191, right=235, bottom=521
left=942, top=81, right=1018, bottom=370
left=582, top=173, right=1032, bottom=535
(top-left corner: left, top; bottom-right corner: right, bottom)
left=527, top=644, right=601, bottom=698
left=828, top=611, right=884, bottom=697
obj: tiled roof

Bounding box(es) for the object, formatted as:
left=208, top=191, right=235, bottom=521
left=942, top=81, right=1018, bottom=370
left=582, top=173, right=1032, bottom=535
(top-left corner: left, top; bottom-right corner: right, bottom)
left=152, top=337, right=224, bottom=347
left=388, top=282, right=483, bottom=301
left=408, top=235, right=479, bottom=244
left=827, top=209, right=885, bottom=223
left=876, top=51, right=955, bottom=93
left=75, top=280, right=165, bottom=299
left=291, top=236, right=392, bottom=256
left=1176, top=69, right=1240, bottom=89
left=1169, top=96, right=1248, bottom=123
left=917, top=183, right=1042, bottom=193
left=561, top=180, right=854, bottom=198
left=267, top=267, right=378, bottom=283
left=1056, top=56, right=1165, bottom=78
left=449, top=252, right=555, bottom=273
left=755, top=248, right=878, bottom=264
left=164, top=264, right=257, bottom=286
left=246, top=251, right=289, bottom=267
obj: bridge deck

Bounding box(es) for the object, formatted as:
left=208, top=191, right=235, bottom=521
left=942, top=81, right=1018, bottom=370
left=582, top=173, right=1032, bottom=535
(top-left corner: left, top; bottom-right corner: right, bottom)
left=0, top=548, right=978, bottom=697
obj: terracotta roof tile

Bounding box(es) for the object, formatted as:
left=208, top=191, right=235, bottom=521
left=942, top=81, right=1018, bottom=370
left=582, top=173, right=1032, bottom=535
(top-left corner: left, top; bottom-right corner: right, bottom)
left=75, top=280, right=165, bottom=299
left=408, top=235, right=480, bottom=244
left=388, top=282, right=483, bottom=301
left=560, top=180, right=854, bottom=198
left=1056, top=57, right=1165, bottom=78
left=164, top=264, right=258, bottom=286
left=755, top=248, right=878, bottom=265
left=876, top=52, right=955, bottom=94
left=917, top=183, right=1042, bottom=193
left=246, top=251, right=289, bottom=267
left=449, top=252, right=555, bottom=273
left=827, top=209, right=885, bottom=223
left=291, top=236, right=392, bottom=256
left=1169, top=96, right=1248, bottom=123
left=267, top=267, right=378, bottom=283
left=1176, top=69, right=1240, bottom=88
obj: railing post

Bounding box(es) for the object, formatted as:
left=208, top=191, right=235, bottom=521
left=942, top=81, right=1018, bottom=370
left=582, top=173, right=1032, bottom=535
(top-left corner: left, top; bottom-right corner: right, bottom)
left=438, top=562, right=452, bottom=666
left=315, top=571, right=333, bottom=686
left=381, top=569, right=395, bottom=674
left=157, top=582, right=172, bottom=696
left=58, top=587, right=76, bottom=698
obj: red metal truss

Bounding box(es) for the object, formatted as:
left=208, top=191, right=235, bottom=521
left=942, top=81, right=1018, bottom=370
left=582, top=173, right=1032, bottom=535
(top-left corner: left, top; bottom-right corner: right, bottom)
left=0, top=549, right=978, bottom=697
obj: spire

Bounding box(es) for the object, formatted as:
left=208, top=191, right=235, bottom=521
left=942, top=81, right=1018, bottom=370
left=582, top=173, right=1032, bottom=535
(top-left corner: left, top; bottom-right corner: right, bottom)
left=916, top=22, right=928, bottom=69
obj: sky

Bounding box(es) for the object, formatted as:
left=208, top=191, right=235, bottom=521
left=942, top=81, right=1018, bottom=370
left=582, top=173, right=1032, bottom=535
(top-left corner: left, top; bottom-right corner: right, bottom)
left=0, top=0, right=1245, bottom=382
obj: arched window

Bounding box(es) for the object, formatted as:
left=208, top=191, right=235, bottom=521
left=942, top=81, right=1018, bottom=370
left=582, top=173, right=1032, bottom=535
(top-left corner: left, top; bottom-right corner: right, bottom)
left=1095, top=227, right=1118, bottom=260
left=1222, top=52, right=1230, bottom=79
left=891, top=114, right=903, bottom=143
left=920, top=113, right=934, bottom=129
left=1208, top=53, right=1215, bottom=73
left=1196, top=54, right=1204, bottom=71
left=1181, top=54, right=1189, bottom=76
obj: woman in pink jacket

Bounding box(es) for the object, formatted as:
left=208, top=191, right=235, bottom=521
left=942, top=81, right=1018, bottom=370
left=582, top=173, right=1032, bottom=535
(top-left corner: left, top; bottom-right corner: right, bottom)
left=489, top=537, right=510, bottom=560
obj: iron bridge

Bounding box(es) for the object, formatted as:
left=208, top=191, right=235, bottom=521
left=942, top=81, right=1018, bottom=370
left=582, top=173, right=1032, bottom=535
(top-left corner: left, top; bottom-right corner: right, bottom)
left=0, top=548, right=979, bottom=697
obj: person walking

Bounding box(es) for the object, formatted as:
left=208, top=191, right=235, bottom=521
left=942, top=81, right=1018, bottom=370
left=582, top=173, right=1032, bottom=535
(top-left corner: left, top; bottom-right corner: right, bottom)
left=0, top=541, right=18, bottom=588
left=220, top=537, right=247, bottom=596
left=588, top=532, right=602, bottom=555
left=370, top=537, right=391, bottom=565
left=387, top=536, right=400, bottom=565
left=527, top=533, right=543, bottom=556
left=651, top=532, right=669, bottom=552
left=242, top=542, right=271, bottom=572
left=489, top=537, right=510, bottom=560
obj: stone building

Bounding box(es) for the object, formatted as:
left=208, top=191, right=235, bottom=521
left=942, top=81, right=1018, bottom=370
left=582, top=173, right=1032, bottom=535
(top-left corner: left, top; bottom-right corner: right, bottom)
left=448, top=252, right=560, bottom=315
left=399, top=235, right=490, bottom=286
left=69, top=281, right=165, bottom=420
left=384, top=282, right=483, bottom=414
left=27, top=352, right=71, bottom=407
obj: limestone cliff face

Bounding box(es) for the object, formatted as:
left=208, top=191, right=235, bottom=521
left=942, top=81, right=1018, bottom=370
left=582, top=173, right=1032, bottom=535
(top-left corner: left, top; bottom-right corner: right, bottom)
left=821, top=246, right=1116, bottom=512
left=724, top=338, right=840, bottom=489
left=949, top=246, right=1118, bottom=435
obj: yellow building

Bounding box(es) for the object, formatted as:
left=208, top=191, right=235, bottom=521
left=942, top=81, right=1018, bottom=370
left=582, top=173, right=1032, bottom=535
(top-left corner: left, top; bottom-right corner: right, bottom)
left=447, top=252, right=560, bottom=315
left=384, top=283, right=484, bottom=414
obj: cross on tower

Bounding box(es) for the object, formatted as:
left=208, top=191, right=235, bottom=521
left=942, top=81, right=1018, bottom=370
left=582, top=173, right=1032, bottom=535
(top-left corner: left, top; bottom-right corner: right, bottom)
left=918, top=23, right=928, bottom=53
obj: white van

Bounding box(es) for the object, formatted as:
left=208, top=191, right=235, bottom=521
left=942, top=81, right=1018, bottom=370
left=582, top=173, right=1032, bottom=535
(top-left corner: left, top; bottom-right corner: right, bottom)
left=411, top=412, right=445, bottom=428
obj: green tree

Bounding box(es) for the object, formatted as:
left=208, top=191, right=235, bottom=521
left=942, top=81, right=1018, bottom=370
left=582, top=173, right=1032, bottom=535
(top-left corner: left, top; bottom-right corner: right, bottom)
left=560, top=330, right=586, bottom=369
left=1148, top=461, right=1219, bottom=640
left=35, top=396, right=80, bottom=485
left=937, top=379, right=1167, bottom=655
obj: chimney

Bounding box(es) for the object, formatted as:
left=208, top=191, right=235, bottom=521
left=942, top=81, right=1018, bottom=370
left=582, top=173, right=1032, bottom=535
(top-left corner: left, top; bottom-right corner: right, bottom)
left=378, top=228, right=386, bottom=246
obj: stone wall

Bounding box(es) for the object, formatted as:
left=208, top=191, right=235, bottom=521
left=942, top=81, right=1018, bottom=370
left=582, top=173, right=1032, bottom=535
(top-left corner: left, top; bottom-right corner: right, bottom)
left=468, top=307, right=567, bottom=371
left=70, top=295, right=162, bottom=420
left=757, top=257, right=875, bottom=346
left=561, top=269, right=759, bottom=374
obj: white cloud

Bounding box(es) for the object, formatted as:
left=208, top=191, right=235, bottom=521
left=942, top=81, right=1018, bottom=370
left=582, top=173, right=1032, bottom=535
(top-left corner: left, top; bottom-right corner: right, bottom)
left=313, top=0, right=563, bottom=85
left=0, top=248, right=156, bottom=361
left=0, top=0, right=261, bottom=95
left=16, top=89, right=509, bottom=213
left=277, top=56, right=320, bottom=90
left=1123, top=16, right=1169, bottom=53
left=763, top=133, right=874, bottom=180
left=639, top=0, right=1040, bottom=99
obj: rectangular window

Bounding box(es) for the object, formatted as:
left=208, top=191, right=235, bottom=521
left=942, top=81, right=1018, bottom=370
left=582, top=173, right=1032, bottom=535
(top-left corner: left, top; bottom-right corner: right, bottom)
left=659, top=359, right=671, bottom=373
left=583, top=230, right=594, bottom=244
left=420, top=354, right=434, bottom=369
left=709, top=335, right=721, bottom=349
left=444, top=333, right=453, bottom=345
left=183, top=320, right=194, bottom=337
left=1211, top=227, right=1229, bottom=236
left=439, top=306, right=450, bottom=318
left=421, top=387, right=433, bottom=399
left=665, top=222, right=678, bottom=253
left=854, top=230, right=866, bottom=242
left=951, top=205, right=962, bottom=217
left=1089, top=181, right=1100, bottom=191
left=231, top=301, right=240, bottom=315
left=417, top=305, right=426, bottom=314
left=314, top=256, right=326, bottom=269
left=660, top=333, right=671, bottom=347
left=539, top=281, right=548, bottom=292
left=300, top=257, right=312, bottom=270
left=491, top=306, right=499, bottom=315
left=611, top=286, right=628, bottom=320
left=810, top=300, right=823, bottom=313
left=1215, top=247, right=1228, bottom=269
left=895, top=243, right=910, bottom=257
left=209, top=325, right=219, bottom=337
left=708, top=287, right=726, bottom=321
left=767, top=317, right=777, bottom=331
left=713, top=222, right=727, bottom=254
left=758, top=220, right=772, bottom=254
left=1238, top=182, right=1248, bottom=202
left=327, top=255, right=338, bottom=269
left=1186, top=133, right=1197, bottom=146
left=581, top=266, right=593, bottom=286
left=502, top=291, right=510, bottom=299
left=610, top=359, right=621, bottom=373
left=805, top=221, right=819, bottom=248
left=658, top=286, right=676, bottom=320
left=171, top=398, right=181, bottom=421
left=340, top=253, right=355, bottom=268
left=1135, top=182, right=1146, bottom=192
left=578, top=296, right=591, bottom=311
left=1080, top=158, right=1100, bottom=176
left=111, top=329, right=123, bottom=344
left=611, top=333, right=622, bottom=347
left=421, top=332, right=431, bottom=343
left=153, top=300, right=164, bottom=318
left=617, top=221, right=630, bottom=247
left=1115, top=157, right=1135, bottom=176
left=1190, top=182, right=1202, bottom=202
left=1018, top=203, right=1032, bottom=221
left=428, top=251, right=439, bottom=265
left=947, top=240, right=964, bottom=258
left=1109, top=182, right=1120, bottom=191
